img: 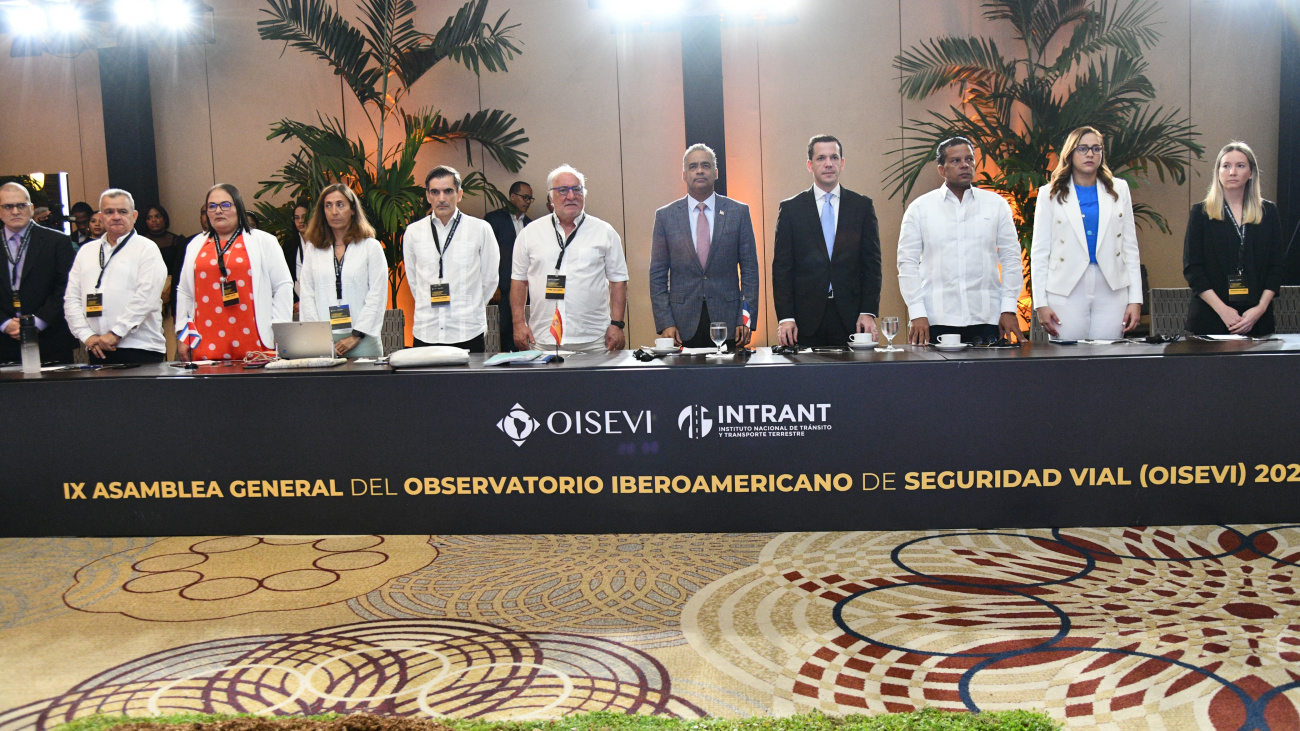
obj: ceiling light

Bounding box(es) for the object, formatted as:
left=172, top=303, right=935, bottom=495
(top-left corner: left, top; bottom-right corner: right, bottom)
left=115, top=0, right=157, bottom=27
left=157, top=0, right=194, bottom=30
left=7, top=4, right=50, bottom=36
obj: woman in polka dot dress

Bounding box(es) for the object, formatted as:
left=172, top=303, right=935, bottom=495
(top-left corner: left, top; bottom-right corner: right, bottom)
left=175, top=184, right=293, bottom=361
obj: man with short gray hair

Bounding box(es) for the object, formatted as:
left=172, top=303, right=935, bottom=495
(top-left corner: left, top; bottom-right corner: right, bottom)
left=511, top=165, right=629, bottom=352
left=64, top=189, right=167, bottom=362
left=0, top=181, right=75, bottom=363
left=649, top=143, right=759, bottom=348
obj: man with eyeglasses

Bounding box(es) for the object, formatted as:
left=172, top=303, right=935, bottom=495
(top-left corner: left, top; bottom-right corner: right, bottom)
left=650, top=143, right=759, bottom=349
left=484, top=181, right=534, bottom=351
left=898, top=137, right=1022, bottom=346
left=0, top=181, right=75, bottom=363
left=511, top=165, right=629, bottom=353
left=402, top=165, right=501, bottom=352
left=63, top=189, right=167, bottom=363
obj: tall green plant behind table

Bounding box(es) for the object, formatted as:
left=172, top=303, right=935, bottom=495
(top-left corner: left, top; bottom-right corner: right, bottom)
left=253, top=0, right=528, bottom=309
left=886, top=0, right=1202, bottom=266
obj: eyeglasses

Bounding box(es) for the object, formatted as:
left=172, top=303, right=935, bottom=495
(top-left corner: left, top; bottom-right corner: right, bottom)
left=514, top=194, right=535, bottom=203
left=1075, top=145, right=1104, bottom=156
left=551, top=186, right=584, bottom=197
left=206, top=202, right=234, bottom=212
left=0, top=203, right=32, bottom=212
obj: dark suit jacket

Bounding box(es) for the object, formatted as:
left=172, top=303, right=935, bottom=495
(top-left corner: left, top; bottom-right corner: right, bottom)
left=1184, top=200, right=1288, bottom=336
left=0, top=222, right=75, bottom=362
left=772, top=186, right=881, bottom=335
left=485, top=207, right=529, bottom=296
left=649, top=194, right=760, bottom=340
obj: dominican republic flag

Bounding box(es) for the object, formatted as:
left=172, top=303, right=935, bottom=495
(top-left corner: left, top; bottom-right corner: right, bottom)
left=179, top=321, right=202, bottom=349
left=742, top=302, right=752, bottom=329
left=549, top=306, right=563, bottom=345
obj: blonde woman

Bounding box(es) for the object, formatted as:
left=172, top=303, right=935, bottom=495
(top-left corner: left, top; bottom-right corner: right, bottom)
left=1183, top=141, right=1287, bottom=336
left=298, top=183, right=388, bottom=357
left=1030, top=126, right=1143, bottom=340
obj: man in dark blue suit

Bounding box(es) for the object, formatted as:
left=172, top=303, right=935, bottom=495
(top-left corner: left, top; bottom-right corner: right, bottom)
left=649, top=144, right=760, bottom=349
left=0, top=182, right=74, bottom=363
left=484, top=181, right=533, bottom=351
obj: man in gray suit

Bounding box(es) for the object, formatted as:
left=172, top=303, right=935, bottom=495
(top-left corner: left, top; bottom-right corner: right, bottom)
left=649, top=143, right=760, bottom=348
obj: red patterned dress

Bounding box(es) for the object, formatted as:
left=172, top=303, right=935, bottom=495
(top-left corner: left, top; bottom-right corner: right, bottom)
left=192, top=235, right=265, bottom=360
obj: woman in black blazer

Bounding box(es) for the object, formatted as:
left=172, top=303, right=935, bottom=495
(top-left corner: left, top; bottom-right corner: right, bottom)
left=1183, top=141, right=1288, bottom=336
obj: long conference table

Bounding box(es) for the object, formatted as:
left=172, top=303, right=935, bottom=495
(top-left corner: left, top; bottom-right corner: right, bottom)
left=3, top=338, right=1299, bottom=537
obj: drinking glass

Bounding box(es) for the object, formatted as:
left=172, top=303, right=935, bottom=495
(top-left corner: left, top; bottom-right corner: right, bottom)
left=709, top=321, right=728, bottom=355
left=880, top=316, right=901, bottom=352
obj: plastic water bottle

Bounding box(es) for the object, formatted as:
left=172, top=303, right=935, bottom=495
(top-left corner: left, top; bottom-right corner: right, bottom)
left=19, top=315, right=40, bottom=374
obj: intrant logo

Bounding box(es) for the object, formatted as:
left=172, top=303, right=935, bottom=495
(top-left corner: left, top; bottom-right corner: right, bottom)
left=497, top=403, right=540, bottom=447
left=677, top=405, right=713, bottom=439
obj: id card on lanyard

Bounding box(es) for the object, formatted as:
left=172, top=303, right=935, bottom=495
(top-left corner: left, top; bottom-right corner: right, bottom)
left=213, top=231, right=241, bottom=305
left=429, top=213, right=461, bottom=307
left=87, top=233, right=132, bottom=317
left=1224, top=205, right=1250, bottom=303
left=4, top=225, right=32, bottom=312
left=548, top=214, right=585, bottom=300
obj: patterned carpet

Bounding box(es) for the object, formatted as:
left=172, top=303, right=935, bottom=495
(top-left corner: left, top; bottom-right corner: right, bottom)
left=1, top=527, right=1298, bottom=730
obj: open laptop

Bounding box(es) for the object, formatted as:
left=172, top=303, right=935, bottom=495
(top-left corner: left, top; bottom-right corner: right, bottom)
left=272, top=321, right=336, bottom=360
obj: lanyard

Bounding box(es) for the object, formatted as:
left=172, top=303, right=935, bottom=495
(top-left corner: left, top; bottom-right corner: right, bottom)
left=333, top=244, right=347, bottom=300
left=430, top=213, right=462, bottom=279
left=1224, top=203, right=1248, bottom=274
left=211, top=230, right=240, bottom=282
left=95, top=231, right=133, bottom=289
left=552, top=213, right=586, bottom=271
left=2, top=225, right=33, bottom=291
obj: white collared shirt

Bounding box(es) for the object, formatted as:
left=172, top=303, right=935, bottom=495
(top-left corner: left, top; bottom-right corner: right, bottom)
left=512, top=213, right=527, bottom=235
left=63, top=232, right=167, bottom=352
left=402, top=209, right=500, bottom=343
left=512, top=212, right=629, bottom=346
left=897, top=184, right=1023, bottom=326
left=298, top=238, right=389, bottom=337
left=813, top=184, right=841, bottom=229
left=687, top=192, right=717, bottom=252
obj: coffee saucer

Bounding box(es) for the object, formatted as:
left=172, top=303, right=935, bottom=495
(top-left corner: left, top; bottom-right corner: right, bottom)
left=935, top=343, right=969, bottom=351
left=650, top=346, right=681, bottom=355
left=847, top=342, right=878, bottom=350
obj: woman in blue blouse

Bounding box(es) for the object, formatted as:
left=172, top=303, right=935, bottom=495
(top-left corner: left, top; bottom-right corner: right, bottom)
left=1031, top=126, right=1144, bottom=340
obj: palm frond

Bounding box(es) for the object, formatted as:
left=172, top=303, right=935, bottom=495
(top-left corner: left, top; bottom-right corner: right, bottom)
left=894, top=36, right=1014, bottom=100
left=1107, top=105, right=1202, bottom=185
left=1048, top=0, right=1162, bottom=75
left=396, top=0, right=522, bottom=86
left=1026, top=0, right=1092, bottom=58
left=356, top=0, right=423, bottom=73
left=424, top=108, right=529, bottom=173
left=257, top=0, right=381, bottom=106
left=981, top=0, right=1037, bottom=48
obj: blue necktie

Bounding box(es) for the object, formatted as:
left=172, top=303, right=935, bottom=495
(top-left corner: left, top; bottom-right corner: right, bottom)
left=821, top=193, right=835, bottom=259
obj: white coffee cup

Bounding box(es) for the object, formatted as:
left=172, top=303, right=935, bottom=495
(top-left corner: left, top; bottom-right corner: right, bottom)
left=938, top=333, right=961, bottom=346
left=849, top=332, right=876, bottom=345
left=654, top=337, right=676, bottom=349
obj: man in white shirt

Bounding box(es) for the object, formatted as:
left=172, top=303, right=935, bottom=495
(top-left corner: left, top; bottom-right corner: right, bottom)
left=898, top=137, right=1023, bottom=345
left=511, top=165, right=629, bottom=353
left=64, top=188, right=167, bottom=363
left=403, top=165, right=500, bottom=352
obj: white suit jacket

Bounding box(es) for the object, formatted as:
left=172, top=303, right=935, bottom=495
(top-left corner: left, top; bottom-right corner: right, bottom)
left=176, top=228, right=294, bottom=348
left=1030, top=177, right=1142, bottom=305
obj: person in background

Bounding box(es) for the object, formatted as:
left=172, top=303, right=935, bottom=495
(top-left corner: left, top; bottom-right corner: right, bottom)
left=511, top=164, right=628, bottom=353
left=899, top=137, right=1022, bottom=345
left=1031, top=125, right=1142, bottom=340
left=283, top=201, right=308, bottom=315
left=175, top=184, right=292, bottom=361
left=245, top=211, right=260, bottom=230
left=403, top=165, right=500, bottom=352
left=141, top=203, right=185, bottom=359
left=484, top=181, right=533, bottom=351
left=0, top=181, right=75, bottom=363
left=69, top=201, right=94, bottom=248
left=88, top=211, right=105, bottom=239
left=1183, top=141, right=1288, bottom=337
left=197, top=203, right=209, bottom=234
left=299, top=184, right=387, bottom=357
left=64, top=189, right=166, bottom=363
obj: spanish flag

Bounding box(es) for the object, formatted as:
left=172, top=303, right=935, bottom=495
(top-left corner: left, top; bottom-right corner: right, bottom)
left=549, top=305, right=563, bottom=345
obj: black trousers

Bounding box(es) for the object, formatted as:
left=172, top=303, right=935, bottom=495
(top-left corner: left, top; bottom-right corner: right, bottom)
left=414, top=334, right=485, bottom=353
left=90, top=346, right=165, bottom=364
left=680, top=302, right=738, bottom=349
left=800, top=295, right=850, bottom=347
left=928, top=323, right=1001, bottom=344
left=498, top=301, right=517, bottom=352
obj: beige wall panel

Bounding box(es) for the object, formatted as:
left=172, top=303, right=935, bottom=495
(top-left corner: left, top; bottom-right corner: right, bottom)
left=0, top=48, right=108, bottom=211
left=721, top=23, right=767, bottom=342
left=149, top=44, right=216, bottom=230
left=752, top=1, right=904, bottom=329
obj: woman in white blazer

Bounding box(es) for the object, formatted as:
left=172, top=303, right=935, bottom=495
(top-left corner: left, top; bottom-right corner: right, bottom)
left=176, top=184, right=293, bottom=361
left=299, top=183, right=388, bottom=357
left=1031, top=126, right=1143, bottom=340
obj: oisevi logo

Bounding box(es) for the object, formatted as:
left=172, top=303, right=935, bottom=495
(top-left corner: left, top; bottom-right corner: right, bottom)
left=496, top=403, right=540, bottom=447
left=677, top=405, right=712, bottom=439
left=495, top=404, right=654, bottom=446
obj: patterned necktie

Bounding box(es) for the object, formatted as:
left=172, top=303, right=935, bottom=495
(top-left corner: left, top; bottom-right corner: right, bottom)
left=696, top=201, right=710, bottom=268
left=821, top=193, right=836, bottom=258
